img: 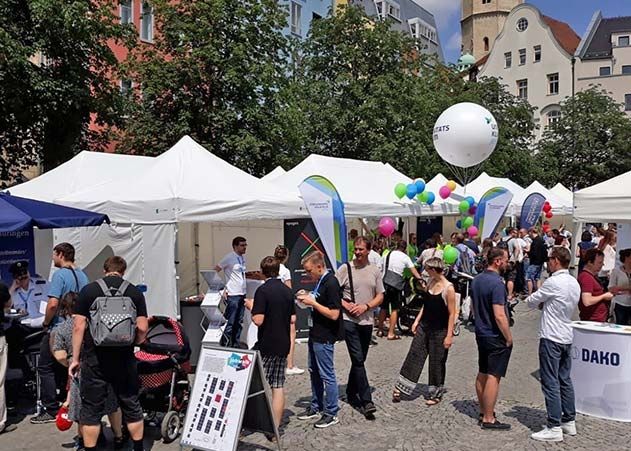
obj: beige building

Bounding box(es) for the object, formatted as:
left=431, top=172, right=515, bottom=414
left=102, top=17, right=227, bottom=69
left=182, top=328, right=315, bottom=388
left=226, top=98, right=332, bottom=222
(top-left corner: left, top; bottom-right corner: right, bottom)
left=575, top=12, right=631, bottom=116
left=470, top=4, right=580, bottom=140
left=461, top=0, right=523, bottom=62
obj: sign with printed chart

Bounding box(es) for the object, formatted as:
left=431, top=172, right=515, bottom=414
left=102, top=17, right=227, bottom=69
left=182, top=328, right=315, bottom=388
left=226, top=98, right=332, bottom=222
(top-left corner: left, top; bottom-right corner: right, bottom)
left=181, top=345, right=279, bottom=451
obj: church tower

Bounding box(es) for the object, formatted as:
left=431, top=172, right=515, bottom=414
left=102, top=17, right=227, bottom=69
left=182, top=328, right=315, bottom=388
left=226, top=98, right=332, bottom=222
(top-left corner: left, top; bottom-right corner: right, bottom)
left=461, top=0, right=524, bottom=61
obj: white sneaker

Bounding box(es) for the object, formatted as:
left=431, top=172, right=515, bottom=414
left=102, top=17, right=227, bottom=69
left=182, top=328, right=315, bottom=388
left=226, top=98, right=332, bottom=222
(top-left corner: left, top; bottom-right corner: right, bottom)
left=561, top=420, right=577, bottom=436
left=531, top=426, right=563, bottom=442
left=286, top=366, right=305, bottom=375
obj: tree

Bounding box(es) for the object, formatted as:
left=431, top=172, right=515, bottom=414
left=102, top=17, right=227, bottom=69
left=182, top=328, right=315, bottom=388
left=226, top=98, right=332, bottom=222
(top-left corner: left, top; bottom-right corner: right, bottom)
left=537, top=86, right=631, bottom=190
left=0, top=0, right=132, bottom=183
left=120, top=0, right=289, bottom=176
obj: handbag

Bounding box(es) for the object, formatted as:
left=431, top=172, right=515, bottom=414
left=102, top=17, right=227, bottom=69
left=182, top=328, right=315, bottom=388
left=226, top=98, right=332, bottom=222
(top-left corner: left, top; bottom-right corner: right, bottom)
left=383, top=251, right=405, bottom=291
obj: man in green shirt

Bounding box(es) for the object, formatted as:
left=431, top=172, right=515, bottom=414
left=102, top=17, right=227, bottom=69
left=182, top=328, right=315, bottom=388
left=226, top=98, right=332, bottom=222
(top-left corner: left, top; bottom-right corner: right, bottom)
left=407, top=233, right=419, bottom=261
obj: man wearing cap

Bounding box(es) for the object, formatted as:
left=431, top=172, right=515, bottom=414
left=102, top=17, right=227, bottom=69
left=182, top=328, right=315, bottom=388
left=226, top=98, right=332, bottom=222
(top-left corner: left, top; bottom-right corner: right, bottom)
left=8, top=261, right=49, bottom=326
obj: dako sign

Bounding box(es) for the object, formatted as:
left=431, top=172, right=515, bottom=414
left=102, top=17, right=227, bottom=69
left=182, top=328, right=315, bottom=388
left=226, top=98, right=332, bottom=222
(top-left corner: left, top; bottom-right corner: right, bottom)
left=581, top=348, right=620, bottom=366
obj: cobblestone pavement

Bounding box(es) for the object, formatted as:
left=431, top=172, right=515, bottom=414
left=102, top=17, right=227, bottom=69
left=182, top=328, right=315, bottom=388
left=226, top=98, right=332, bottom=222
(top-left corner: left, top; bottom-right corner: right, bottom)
left=2, top=304, right=628, bottom=450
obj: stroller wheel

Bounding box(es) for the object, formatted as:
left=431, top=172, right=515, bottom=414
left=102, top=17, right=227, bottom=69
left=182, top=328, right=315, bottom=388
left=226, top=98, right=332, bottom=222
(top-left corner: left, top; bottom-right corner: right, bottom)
left=453, top=321, right=461, bottom=337
left=161, top=411, right=181, bottom=443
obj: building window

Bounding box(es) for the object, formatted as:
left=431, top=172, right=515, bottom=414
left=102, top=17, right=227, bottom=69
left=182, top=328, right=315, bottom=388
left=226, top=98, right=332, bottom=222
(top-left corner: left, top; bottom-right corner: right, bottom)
left=120, top=0, right=132, bottom=25
left=547, top=110, right=561, bottom=126
left=622, top=65, right=631, bottom=75
left=517, top=18, right=528, bottom=32
left=625, top=94, right=631, bottom=111
left=600, top=66, right=611, bottom=76
left=483, top=37, right=489, bottom=52
left=517, top=79, right=528, bottom=99
left=410, top=22, right=418, bottom=38
left=387, top=2, right=401, bottom=21
left=290, top=2, right=302, bottom=36
left=140, top=2, right=153, bottom=42
left=312, top=12, right=322, bottom=21
left=120, top=79, right=133, bottom=95
left=519, top=48, right=526, bottom=65
left=534, top=45, right=541, bottom=62
left=504, top=52, right=512, bottom=68
left=482, top=0, right=491, bottom=4
left=548, top=73, right=559, bottom=95
left=619, top=36, right=630, bottom=47
left=376, top=1, right=384, bottom=18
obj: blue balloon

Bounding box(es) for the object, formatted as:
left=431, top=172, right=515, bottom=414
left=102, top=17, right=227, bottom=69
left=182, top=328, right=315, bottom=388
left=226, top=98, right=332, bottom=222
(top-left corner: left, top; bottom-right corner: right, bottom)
left=414, top=179, right=426, bottom=194
left=456, top=219, right=462, bottom=229
left=426, top=192, right=435, bottom=205
left=465, top=196, right=476, bottom=207
left=405, top=184, right=417, bottom=199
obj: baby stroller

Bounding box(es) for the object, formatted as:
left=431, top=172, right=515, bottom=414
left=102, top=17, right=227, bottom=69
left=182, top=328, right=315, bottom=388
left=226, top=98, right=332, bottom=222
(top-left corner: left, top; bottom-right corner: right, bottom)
left=135, top=316, right=192, bottom=443
left=397, top=278, right=427, bottom=334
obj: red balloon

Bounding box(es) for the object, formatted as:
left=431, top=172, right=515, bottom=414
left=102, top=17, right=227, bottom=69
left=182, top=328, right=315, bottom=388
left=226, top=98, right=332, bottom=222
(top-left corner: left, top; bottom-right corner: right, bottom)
left=545, top=211, right=553, bottom=219
left=542, top=203, right=552, bottom=213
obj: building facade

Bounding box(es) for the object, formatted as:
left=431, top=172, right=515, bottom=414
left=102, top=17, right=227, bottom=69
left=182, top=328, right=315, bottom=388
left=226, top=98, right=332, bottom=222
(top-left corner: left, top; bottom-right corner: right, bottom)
left=338, top=0, right=444, bottom=62
left=461, top=0, right=523, bottom=61
left=281, top=0, right=333, bottom=39
left=575, top=12, right=631, bottom=116
left=472, top=4, right=580, bottom=140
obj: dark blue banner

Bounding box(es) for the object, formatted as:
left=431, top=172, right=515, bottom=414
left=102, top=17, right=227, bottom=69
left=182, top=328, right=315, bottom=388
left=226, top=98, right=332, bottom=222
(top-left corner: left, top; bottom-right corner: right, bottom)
left=0, top=227, right=36, bottom=285
left=520, top=192, right=546, bottom=230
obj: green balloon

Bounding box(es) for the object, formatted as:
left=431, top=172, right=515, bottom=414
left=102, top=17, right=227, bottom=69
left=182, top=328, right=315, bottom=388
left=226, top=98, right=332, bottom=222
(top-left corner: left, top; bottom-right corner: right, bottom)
left=394, top=183, right=407, bottom=199
left=443, top=246, right=459, bottom=265
left=418, top=191, right=430, bottom=203
left=459, top=200, right=470, bottom=214
left=463, top=216, right=474, bottom=228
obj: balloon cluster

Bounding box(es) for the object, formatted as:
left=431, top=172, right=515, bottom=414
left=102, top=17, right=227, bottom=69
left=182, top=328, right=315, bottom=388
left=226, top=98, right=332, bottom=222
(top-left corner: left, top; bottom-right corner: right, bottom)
left=439, top=180, right=478, bottom=238
left=394, top=179, right=435, bottom=206
left=543, top=201, right=553, bottom=219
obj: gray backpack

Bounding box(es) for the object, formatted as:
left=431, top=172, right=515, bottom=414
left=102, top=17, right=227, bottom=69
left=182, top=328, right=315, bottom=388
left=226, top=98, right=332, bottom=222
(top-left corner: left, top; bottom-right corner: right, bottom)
left=89, top=279, right=137, bottom=347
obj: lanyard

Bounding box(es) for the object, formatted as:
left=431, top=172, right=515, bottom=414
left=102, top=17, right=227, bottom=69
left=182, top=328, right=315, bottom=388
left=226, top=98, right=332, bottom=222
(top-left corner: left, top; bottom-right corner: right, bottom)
left=237, top=254, right=245, bottom=275
left=17, top=287, right=34, bottom=305
left=312, top=271, right=328, bottom=298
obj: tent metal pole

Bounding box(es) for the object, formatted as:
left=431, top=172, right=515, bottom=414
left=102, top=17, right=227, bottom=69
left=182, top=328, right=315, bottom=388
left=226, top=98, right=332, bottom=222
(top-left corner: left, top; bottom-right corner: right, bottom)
left=194, top=222, right=200, bottom=294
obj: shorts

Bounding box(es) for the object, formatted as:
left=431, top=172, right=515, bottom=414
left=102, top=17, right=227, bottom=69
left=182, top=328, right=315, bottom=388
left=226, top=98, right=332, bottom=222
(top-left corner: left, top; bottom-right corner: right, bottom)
left=382, top=285, right=403, bottom=313
left=262, top=355, right=287, bottom=389
left=79, top=359, right=143, bottom=425
left=504, top=264, right=517, bottom=283
left=68, top=375, right=118, bottom=422
left=476, top=336, right=512, bottom=378
left=525, top=264, right=542, bottom=282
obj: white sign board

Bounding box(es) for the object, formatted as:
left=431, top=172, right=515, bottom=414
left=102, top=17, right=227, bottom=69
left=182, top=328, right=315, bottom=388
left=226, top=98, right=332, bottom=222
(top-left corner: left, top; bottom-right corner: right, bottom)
left=571, top=321, right=631, bottom=422
left=181, top=346, right=266, bottom=450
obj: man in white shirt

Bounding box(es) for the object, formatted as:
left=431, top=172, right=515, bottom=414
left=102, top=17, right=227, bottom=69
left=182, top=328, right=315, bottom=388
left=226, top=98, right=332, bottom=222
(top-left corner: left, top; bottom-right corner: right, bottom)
left=215, top=236, right=248, bottom=347
left=525, top=247, right=581, bottom=442
left=367, top=249, right=383, bottom=271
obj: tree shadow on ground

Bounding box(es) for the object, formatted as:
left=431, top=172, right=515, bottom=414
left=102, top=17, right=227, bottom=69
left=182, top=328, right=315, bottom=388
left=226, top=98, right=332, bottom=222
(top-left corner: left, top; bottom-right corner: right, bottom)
left=504, top=405, right=546, bottom=431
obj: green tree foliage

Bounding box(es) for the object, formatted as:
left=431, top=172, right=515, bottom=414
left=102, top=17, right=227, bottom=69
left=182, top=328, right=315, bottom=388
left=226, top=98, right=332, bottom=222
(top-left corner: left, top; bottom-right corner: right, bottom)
left=537, top=86, right=631, bottom=190
left=0, top=0, right=131, bottom=182
left=120, top=0, right=289, bottom=176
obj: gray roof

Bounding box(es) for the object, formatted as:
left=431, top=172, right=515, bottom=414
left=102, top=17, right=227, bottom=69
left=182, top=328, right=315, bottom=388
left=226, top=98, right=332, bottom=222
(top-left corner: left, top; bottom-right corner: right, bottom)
left=582, top=16, right=631, bottom=60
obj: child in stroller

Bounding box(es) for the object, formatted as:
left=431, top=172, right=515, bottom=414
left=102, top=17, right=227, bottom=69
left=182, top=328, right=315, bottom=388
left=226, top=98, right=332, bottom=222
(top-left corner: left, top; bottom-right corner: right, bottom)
left=135, top=316, right=192, bottom=443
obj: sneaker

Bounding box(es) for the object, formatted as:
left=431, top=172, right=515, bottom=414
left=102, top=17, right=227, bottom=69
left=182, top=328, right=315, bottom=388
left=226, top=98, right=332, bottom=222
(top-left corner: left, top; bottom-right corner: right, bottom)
left=297, top=407, right=320, bottom=420
left=363, top=402, right=377, bottom=420
left=30, top=411, right=56, bottom=424
left=561, top=420, right=577, bottom=436
left=481, top=420, right=511, bottom=430
left=286, top=366, right=305, bottom=375
left=314, top=414, right=339, bottom=429
left=0, top=424, right=17, bottom=434
left=531, top=426, right=563, bottom=442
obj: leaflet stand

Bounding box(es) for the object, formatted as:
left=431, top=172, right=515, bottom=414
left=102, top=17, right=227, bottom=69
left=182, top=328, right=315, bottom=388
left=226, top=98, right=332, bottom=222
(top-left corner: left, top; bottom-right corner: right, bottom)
left=180, top=344, right=281, bottom=451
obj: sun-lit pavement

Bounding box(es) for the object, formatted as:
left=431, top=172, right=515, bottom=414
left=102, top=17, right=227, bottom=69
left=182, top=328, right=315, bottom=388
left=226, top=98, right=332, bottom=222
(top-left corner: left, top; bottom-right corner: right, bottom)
left=2, top=303, right=629, bottom=450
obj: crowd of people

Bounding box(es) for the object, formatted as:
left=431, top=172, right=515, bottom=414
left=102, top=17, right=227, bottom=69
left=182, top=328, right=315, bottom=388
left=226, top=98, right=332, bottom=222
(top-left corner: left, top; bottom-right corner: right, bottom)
left=1, top=221, right=629, bottom=446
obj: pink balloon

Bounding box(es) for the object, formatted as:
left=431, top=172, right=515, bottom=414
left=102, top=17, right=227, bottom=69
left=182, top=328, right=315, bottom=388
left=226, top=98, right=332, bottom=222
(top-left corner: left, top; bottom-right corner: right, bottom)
left=468, top=205, right=477, bottom=215
left=378, top=217, right=396, bottom=237
left=467, top=225, right=479, bottom=237
left=439, top=186, right=451, bottom=199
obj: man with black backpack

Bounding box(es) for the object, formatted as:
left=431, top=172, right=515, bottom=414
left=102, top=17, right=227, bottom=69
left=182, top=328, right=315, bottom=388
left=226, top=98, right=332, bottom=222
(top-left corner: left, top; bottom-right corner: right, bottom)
left=70, top=256, right=148, bottom=451
left=31, top=242, right=89, bottom=425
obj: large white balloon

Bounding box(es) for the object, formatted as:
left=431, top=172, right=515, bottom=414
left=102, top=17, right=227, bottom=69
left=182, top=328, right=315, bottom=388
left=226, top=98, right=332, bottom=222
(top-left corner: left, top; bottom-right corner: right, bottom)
left=432, top=102, right=499, bottom=168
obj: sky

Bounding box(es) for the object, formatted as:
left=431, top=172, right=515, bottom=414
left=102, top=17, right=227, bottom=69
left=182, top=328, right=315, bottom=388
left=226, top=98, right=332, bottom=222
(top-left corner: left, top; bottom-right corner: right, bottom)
left=417, top=0, right=631, bottom=64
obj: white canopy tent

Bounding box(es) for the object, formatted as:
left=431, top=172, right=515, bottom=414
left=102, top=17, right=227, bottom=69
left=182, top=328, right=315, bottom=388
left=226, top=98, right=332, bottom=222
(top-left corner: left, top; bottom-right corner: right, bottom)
left=574, top=171, right=631, bottom=223
left=550, top=183, right=573, bottom=209
left=9, top=136, right=307, bottom=318
left=260, top=166, right=286, bottom=182
left=513, top=181, right=573, bottom=216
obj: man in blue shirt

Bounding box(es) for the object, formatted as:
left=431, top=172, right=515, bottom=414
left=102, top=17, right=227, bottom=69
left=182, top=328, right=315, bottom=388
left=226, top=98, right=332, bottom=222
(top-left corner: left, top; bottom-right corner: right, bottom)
left=31, top=242, right=89, bottom=424
left=471, top=247, right=513, bottom=431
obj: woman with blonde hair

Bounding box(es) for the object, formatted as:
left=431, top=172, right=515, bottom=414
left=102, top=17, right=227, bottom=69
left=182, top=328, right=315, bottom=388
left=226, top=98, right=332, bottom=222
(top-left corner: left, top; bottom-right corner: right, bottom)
left=392, top=257, right=456, bottom=405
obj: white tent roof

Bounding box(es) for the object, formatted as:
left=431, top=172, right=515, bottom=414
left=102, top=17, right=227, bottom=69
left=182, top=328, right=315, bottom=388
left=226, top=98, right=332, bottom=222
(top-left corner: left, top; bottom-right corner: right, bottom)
left=9, top=151, right=153, bottom=202
left=574, top=171, right=631, bottom=222
left=550, top=183, right=573, bottom=207
left=260, top=166, right=286, bottom=181
left=513, top=181, right=573, bottom=215
left=272, top=156, right=455, bottom=217
left=425, top=173, right=465, bottom=199
left=463, top=172, right=524, bottom=203
left=59, top=136, right=305, bottom=223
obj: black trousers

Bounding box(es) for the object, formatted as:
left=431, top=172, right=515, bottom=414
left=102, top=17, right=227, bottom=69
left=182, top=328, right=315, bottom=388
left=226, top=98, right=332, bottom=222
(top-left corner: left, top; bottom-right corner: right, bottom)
left=614, top=304, right=631, bottom=325
left=39, top=333, right=65, bottom=414
left=343, top=321, right=373, bottom=406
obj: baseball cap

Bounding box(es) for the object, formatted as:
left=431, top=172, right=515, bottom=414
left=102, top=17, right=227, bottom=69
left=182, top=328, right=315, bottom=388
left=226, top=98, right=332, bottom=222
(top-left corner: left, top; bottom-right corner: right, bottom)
left=9, top=261, right=29, bottom=278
